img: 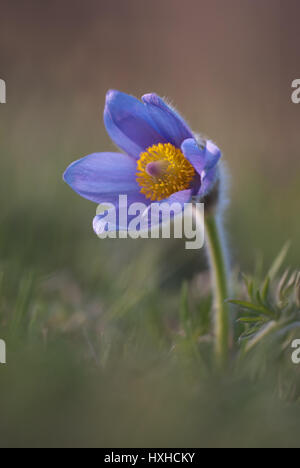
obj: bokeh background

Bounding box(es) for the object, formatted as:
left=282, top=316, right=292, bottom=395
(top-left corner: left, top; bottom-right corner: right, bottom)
left=0, top=0, right=299, bottom=447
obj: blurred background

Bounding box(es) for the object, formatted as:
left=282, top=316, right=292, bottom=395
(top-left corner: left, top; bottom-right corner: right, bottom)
left=0, top=0, right=299, bottom=448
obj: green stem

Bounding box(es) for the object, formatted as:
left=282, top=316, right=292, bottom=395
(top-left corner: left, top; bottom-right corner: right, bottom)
left=204, top=213, right=230, bottom=367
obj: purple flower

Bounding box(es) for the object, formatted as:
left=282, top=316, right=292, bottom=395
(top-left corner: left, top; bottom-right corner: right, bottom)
left=63, top=90, right=221, bottom=234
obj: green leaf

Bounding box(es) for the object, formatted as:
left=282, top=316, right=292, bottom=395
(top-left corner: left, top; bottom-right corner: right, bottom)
left=256, top=290, right=264, bottom=306
left=239, top=326, right=262, bottom=341
left=242, top=274, right=254, bottom=300
left=238, top=317, right=267, bottom=324
left=266, top=241, right=291, bottom=281
left=261, top=276, right=270, bottom=302
left=227, top=299, right=276, bottom=319
left=277, top=269, right=290, bottom=303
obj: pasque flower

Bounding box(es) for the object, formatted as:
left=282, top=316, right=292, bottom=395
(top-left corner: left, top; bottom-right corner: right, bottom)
left=63, top=90, right=221, bottom=233
left=64, top=90, right=230, bottom=367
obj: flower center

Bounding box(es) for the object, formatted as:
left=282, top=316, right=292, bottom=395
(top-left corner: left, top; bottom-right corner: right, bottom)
left=136, top=143, right=195, bottom=201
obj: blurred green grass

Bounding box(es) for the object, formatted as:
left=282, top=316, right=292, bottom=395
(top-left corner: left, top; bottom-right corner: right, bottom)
left=0, top=134, right=300, bottom=447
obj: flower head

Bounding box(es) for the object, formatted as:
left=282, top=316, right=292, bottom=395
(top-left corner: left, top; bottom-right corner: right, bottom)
left=136, top=143, right=196, bottom=201
left=63, top=90, right=221, bottom=234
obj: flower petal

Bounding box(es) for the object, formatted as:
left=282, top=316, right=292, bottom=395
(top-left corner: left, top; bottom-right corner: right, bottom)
left=142, top=93, right=194, bottom=148
left=141, top=189, right=193, bottom=229
left=164, top=189, right=193, bottom=205
left=93, top=189, right=193, bottom=234
left=104, top=90, right=166, bottom=159
left=93, top=206, right=134, bottom=234
left=205, top=140, right=222, bottom=170
left=181, top=138, right=221, bottom=175
left=197, top=167, right=219, bottom=199
left=63, top=152, right=148, bottom=205
left=181, top=138, right=207, bottom=174
left=93, top=203, right=151, bottom=234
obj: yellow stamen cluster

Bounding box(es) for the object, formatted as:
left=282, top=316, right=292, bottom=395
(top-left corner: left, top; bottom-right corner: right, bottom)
left=136, top=143, right=195, bottom=201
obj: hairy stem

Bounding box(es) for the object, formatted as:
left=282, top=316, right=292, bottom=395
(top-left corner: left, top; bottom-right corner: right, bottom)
left=204, top=213, right=231, bottom=367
